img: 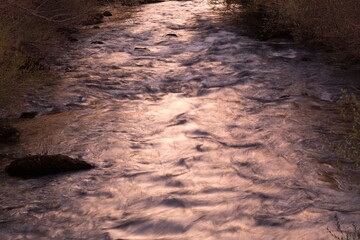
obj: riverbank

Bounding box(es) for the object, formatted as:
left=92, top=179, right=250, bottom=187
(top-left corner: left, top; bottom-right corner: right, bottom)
left=216, top=0, right=360, bottom=168
left=1, top=0, right=359, bottom=117
left=0, top=0, right=164, bottom=117
left=0, top=0, right=92, bottom=115
left=228, top=0, right=360, bottom=62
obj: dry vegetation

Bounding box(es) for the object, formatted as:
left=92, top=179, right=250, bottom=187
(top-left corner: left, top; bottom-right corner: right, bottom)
left=0, top=0, right=164, bottom=114
left=0, top=0, right=158, bottom=76
left=0, top=0, right=163, bottom=113
left=0, top=0, right=96, bottom=63
left=0, top=0, right=98, bottom=110
left=232, top=0, right=360, bottom=60
left=336, top=91, right=360, bottom=167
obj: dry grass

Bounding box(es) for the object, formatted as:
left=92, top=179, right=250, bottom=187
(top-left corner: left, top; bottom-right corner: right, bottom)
left=336, top=90, right=360, bottom=166
left=0, top=0, right=145, bottom=113
left=230, top=0, right=360, bottom=60
left=0, top=0, right=99, bottom=112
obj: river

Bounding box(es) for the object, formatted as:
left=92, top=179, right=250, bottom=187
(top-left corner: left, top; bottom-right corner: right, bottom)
left=0, top=0, right=359, bottom=239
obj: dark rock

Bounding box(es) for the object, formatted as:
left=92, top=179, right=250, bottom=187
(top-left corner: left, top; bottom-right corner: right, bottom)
left=20, top=111, right=38, bottom=119
left=139, top=0, right=164, bottom=4
left=0, top=125, right=20, bottom=144
left=103, top=11, right=112, bottom=17
left=134, top=47, right=150, bottom=51
left=301, top=56, right=312, bottom=62
left=91, top=41, right=104, bottom=44
left=93, top=26, right=100, bottom=29
left=68, top=36, right=79, bottom=42
left=166, top=33, right=178, bottom=37
left=5, top=155, right=95, bottom=179
left=279, top=95, right=290, bottom=99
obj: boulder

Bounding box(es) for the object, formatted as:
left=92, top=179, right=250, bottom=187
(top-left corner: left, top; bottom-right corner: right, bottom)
left=0, top=125, right=20, bottom=144
left=5, top=155, right=94, bottom=179
left=103, top=11, right=112, bottom=17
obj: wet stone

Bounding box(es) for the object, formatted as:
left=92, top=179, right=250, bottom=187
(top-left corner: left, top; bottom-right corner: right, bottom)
left=139, top=0, right=165, bottom=4
left=20, top=111, right=38, bottom=119
left=68, top=36, right=79, bottom=42
left=0, top=125, right=20, bottom=144
left=301, top=56, right=312, bottom=62
left=134, top=47, right=150, bottom=51
left=91, top=41, right=104, bottom=44
left=103, top=11, right=112, bottom=17
left=5, top=155, right=95, bottom=179
left=279, top=95, right=290, bottom=99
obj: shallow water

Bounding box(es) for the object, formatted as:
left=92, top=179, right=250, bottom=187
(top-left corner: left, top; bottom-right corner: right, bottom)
left=1, top=0, right=360, bottom=239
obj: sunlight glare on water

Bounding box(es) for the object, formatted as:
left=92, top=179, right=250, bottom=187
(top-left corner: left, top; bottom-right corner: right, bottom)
left=0, top=0, right=359, bottom=239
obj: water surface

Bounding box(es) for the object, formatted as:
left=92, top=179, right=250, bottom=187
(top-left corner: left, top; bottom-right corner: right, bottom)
left=1, top=0, right=360, bottom=239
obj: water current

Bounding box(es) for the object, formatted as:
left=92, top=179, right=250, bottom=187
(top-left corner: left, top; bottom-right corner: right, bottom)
left=1, top=0, right=360, bottom=239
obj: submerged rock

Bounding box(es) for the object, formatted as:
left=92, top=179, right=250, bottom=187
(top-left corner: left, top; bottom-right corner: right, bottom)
left=5, top=155, right=94, bottom=179
left=0, top=125, right=20, bottom=144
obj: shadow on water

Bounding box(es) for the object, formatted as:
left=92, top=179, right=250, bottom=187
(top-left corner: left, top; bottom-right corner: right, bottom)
left=0, top=0, right=360, bottom=239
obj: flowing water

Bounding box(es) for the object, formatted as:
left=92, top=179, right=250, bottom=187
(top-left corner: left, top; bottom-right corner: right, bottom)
left=1, top=0, right=360, bottom=239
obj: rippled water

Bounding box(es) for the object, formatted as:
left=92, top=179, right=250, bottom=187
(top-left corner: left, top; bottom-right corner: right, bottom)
left=1, top=0, right=360, bottom=239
